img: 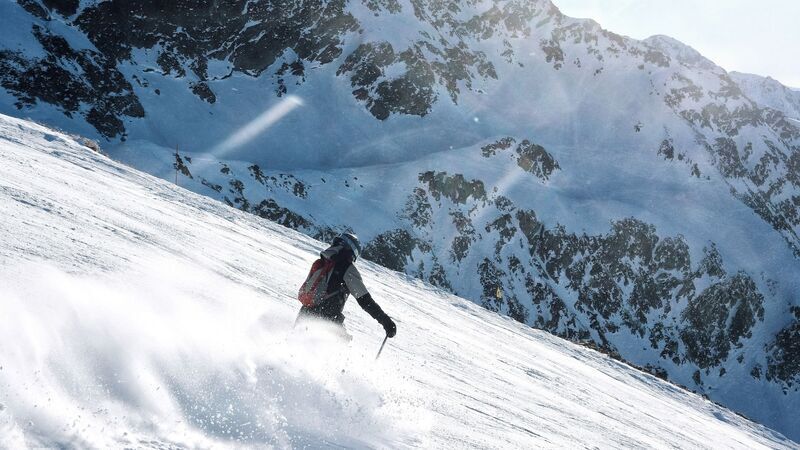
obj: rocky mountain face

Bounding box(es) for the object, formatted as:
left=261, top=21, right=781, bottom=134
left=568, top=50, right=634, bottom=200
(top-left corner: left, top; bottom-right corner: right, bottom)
left=731, top=71, right=800, bottom=121
left=2, top=0, right=799, bottom=439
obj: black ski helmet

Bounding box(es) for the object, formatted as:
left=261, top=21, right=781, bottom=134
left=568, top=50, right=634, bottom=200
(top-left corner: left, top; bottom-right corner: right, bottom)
left=334, top=232, right=361, bottom=260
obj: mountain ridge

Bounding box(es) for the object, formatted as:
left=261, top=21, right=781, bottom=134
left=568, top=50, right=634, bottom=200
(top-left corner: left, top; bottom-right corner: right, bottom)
left=2, top=0, right=799, bottom=440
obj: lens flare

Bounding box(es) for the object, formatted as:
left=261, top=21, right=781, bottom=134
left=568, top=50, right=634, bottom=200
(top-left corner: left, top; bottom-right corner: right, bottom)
left=207, top=95, right=303, bottom=157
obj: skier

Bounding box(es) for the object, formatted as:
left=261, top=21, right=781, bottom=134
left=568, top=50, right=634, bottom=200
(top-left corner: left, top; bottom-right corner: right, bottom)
left=296, top=232, right=397, bottom=339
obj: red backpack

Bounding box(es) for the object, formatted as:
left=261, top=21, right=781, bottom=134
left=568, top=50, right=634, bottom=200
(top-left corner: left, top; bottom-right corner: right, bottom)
left=297, top=258, right=336, bottom=307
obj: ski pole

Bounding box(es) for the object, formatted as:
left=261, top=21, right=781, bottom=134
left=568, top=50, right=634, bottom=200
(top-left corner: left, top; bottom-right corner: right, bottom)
left=375, top=335, right=389, bottom=360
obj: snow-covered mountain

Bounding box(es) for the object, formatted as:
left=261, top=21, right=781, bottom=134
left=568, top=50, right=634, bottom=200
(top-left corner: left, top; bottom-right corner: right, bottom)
left=2, top=0, right=800, bottom=441
left=730, top=71, right=800, bottom=121
left=1, top=113, right=797, bottom=449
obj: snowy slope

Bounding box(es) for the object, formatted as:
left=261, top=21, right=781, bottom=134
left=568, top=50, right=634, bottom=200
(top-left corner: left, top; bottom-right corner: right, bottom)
left=1, top=117, right=796, bottom=448
left=109, top=108, right=800, bottom=440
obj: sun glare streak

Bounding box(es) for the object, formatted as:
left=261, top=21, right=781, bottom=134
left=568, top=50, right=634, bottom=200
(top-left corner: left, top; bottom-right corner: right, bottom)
left=207, top=95, right=303, bottom=158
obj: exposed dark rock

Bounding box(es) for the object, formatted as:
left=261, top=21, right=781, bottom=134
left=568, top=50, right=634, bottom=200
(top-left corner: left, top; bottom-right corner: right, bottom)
left=658, top=139, right=675, bottom=160
left=645, top=364, right=670, bottom=380
left=698, top=244, right=725, bottom=278
left=712, top=137, right=747, bottom=178
left=664, top=75, right=704, bottom=108
left=253, top=171, right=309, bottom=199
left=515, top=140, right=560, bottom=181
left=74, top=0, right=358, bottom=77
left=419, top=171, right=486, bottom=204
left=42, top=0, right=78, bottom=17
left=23, top=0, right=510, bottom=128
left=0, top=26, right=143, bottom=138
left=481, top=137, right=560, bottom=181
left=228, top=179, right=250, bottom=210
left=362, top=228, right=420, bottom=271
left=385, top=169, right=773, bottom=382
left=478, top=257, right=506, bottom=312
left=173, top=151, right=192, bottom=179
left=665, top=73, right=800, bottom=257
left=248, top=165, right=267, bottom=185
left=200, top=178, right=222, bottom=193
left=251, top=198, right=312, bottom=230
left=654, top=236, right=690, bottom=273
left=292, top=180, right=307, bottom=199
left=481, top=137, right=515, bottom=157
left=681, top=273, right=765, bottom=368
left=643, top=50, right=669, bottom=67
left=766, top=307, right=800, bottom=390
left=426, top=256, right=452, bottom=290
left=334, top=2, right=510, bottom=120
left=275, top=60, right=306, bottom=96
left=17, top=0, right=49, bottom=20
left=190, top=82, right=216, bottom=104
left=5, top=0, right=362, bottom=135
left=363, top=0, right=402, bottom=14
left=450, top=210, right=477, bottom=262
left=540, top=38, right=564, bottom=69
left=486, top=213, right=516, bottom=254
left=402, top=187, right=433, bottom=228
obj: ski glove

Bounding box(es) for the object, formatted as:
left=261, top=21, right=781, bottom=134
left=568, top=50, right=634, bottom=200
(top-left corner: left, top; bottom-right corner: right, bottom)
left=381, top=316, right=397, bottom=338
left=357, top=293, right=396, bottom=337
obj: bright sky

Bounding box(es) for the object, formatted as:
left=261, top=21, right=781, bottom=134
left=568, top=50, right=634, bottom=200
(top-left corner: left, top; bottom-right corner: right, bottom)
left=551, top=0, right=800, bottom=88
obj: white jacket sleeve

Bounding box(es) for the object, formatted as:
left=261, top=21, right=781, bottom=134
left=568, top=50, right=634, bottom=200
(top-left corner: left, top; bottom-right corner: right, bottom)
left=343, top=265, right=369, bottom=299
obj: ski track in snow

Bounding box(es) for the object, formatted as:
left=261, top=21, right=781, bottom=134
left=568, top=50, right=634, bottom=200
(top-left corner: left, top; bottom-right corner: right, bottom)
left=0, top=113, right=796, bottom=449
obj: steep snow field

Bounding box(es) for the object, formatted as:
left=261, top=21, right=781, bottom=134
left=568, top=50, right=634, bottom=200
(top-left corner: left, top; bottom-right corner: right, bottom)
left=0, top=113, right=795, bottom=449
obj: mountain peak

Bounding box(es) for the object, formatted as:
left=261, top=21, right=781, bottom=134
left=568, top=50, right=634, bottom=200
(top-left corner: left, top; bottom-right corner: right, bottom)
left=729, top=71, right=800, bottom=117
left=643, top=34, right=716, bottom=70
